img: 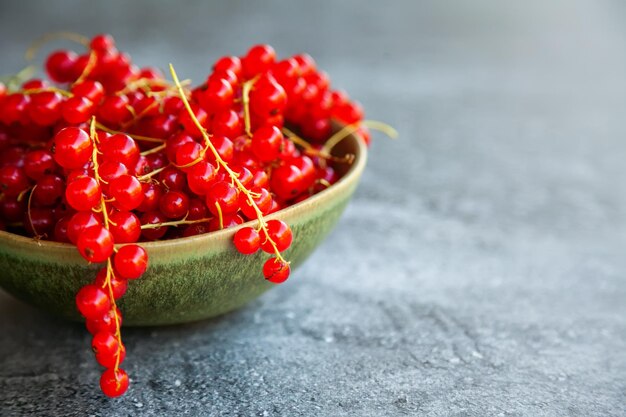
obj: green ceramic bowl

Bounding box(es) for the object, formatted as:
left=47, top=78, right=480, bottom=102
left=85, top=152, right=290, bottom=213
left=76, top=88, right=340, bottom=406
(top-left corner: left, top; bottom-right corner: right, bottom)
left=0, top=133, right=367, bottom=326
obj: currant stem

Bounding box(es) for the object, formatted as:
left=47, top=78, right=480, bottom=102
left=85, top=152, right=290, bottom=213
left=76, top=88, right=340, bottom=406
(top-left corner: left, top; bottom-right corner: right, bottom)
left=242, top=76, right=259, bottom=137
left=74, top=50, right=97, bottom=86
left=95, top=122, right=166, bottom=143
left=282, top=127, right=354, bottom=164
left=137, top=164, right=169, bottom=181
left=22, top=87, right=73, bottom=97
left=322, top=120, right=398, bottom=155
left=139, top=143, right=166, bottom=157
left=24, top=31, right=90, bottom=61
left=89, top=117, right=123, bottom=374
left=139, top=217, right=211, bottom=229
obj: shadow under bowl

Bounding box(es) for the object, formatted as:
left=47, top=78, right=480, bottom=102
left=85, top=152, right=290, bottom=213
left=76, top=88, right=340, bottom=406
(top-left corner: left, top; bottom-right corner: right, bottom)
left=0, top=133, right=367, bottom=326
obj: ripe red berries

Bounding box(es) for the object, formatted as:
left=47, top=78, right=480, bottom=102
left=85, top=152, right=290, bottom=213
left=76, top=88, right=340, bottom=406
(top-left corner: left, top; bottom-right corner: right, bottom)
left=52, top=127, right=93, bottom=169
left=76, top=284, right=111, bottom=320
left=114, top=244, right=148, bottom=279
left=2, top=34, right=374, bottom=398
left=100, top=368, right=129, bottom=398
left=233, top=227, right=261, bottom=254
left=263, top=257, right=291, bottom=283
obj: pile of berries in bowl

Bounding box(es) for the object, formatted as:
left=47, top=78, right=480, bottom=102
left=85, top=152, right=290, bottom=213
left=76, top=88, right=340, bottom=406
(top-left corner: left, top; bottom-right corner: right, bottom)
left=0, top=33, right=393, bottom=397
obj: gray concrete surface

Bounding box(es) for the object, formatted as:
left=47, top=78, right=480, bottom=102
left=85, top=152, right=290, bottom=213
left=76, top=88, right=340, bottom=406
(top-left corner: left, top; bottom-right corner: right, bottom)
left=1, top=1, right=625, bottom=416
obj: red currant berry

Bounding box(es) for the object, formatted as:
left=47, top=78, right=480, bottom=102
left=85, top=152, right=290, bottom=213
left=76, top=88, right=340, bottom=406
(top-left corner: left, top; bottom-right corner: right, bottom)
left=24, top=150, right=56, bottom=180
left=158, top=166, right=187, bottom=191
left=213, top=56, right=243, bottom=77
left=187, top=160, right=217, bottom=195
left=90, top=34, right=116, bottom=52
left=136, top=182, right=162, bottom=212
left=0, top=94, right=30, bottom=125
left=0, top=197, right=25, bottom=222
left=100, top=134, right=139, bottom=168
left=45, top=50, right=78, bottom=83
left=206, top=181, right=240, bottom=216
left=211, top=109, right=243, bottom=138
left=0, top=166, right=30, bottom=197
left=239, top=187, right=272, bottom=219
left=109, top=174, right=143, bottom=211
left=32, top=174, right=64, bottom=206
left=140, top=211, right=168, bottom=240
left=100, top=368, right=129, bottom=398
left=77, top=225, right=114, bottom=263
left=293, top=53, right=316, bottom=76
left=66, top=176, right=101, bottom=211
left=61, top=96, right=94, bottom=124
left=159, top=190, right=189, bottom=219
left=92, top=331, right=120, bottom=358
left=331, top=100, right=364, bottom=124
left=251, top=125, right=282, bottom=162
left=233, top=227, right=260, bottom=254
left=208, top=213, right=243, bottom=231
left=76, top=284, right=111, bottom=319
left=182, top=223, right=210, bottom=237
left=242, top=44, right=276, bottom=78
left=52, top=127, right=93, bottom=169
left=98, top=95, right=132, bottom=125
left=263, top=257, right=290, bottom=283
left=179, top=104, right=208, bottom=137
left=24, top=207, right=55, bottom=237
left=250, top=75, right=287, bottom=117
left=187, top=198, right=209, bottom=220
left=199, top=78, right=234, bottom=112
left=71, top=80, right=105, bottom=103
left=114, top=244, right=148, bottom=279
left=206, top=135, right=234, bottom=164
left=108, top=210, right=141, bottom=243
left=28, top=92, right=63, bottom=126
left=175, top=141, right=204, bottom=169
left=98, top=161, right=128, bottom=185
left=94, top=268, right=128, bottom=300
left=67, top=211, right=102, bottom=244
left=53, top=215, right=72, bottom=243
left=261, top=220, right=292, bottom=253
left=86, top=307, right=122, bottom=335
left=96, top=343, right=126, bottom=369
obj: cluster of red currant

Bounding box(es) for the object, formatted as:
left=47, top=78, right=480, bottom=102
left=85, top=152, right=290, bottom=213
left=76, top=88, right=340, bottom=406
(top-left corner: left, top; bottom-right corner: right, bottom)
left=0, top=33, right=378, bottom=397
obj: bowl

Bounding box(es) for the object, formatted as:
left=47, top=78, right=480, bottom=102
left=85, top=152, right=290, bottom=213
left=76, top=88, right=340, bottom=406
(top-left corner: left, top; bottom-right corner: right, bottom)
left=0, top=132, right=367, bottom=326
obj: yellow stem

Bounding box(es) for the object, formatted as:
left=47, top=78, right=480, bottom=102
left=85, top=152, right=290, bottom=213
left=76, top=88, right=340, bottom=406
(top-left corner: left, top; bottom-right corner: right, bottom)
left=137, top=164, right=169, bottom=182
left=25, top=31, right=90, bottom=61
left=242, top=76, right=259, bottom=137
left=140, top=217, right=211, bottom=229
left=89, top=117, right=123, bottom=373
left=74, top=50, right=97, bottom=86
left=95, top=122, right=166, bottom=143
left=140, top=143, right=166, bottom=157
left=22, top=87, right=72, bottom=97
left=322, top=120, right=398, bottom=155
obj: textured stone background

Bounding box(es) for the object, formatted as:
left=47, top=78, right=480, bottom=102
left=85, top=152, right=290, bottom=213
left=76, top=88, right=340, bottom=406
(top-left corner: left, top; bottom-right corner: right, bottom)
left=1, top=1, right=625, bottom=416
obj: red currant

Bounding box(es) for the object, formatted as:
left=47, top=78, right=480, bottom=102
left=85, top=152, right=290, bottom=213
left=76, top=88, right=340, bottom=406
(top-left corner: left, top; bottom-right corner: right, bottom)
left=100, top=368, right=129, bottom=398
left=52, top=127, right=93, bottom=169
left=77, top=225, right=114, bottom=263
left=233, top=227, right=260, bottom=254
left=66, top=176, right=101, bottom=211
left=263, top=257, right=290, bottom=283
left=261, top=220, right=292, bottom=253
left=76, top=284, right=111, bottom=319
left=114, top=244, right=148, bottom=279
